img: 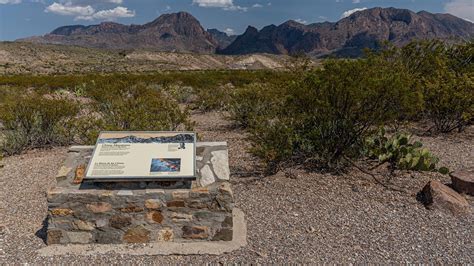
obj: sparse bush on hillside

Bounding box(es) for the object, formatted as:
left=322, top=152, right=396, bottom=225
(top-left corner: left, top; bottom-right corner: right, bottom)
left=230, top=53, right=422, bottom=173
left=88, top=83, right=193, bottom=132
left=0, top=94, right=79, bottom=155
left=399, top=40, right=474, bottom=132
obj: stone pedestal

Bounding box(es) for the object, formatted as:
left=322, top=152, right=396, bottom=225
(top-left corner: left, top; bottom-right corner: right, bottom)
left=46, top=142, right=234, bottom=245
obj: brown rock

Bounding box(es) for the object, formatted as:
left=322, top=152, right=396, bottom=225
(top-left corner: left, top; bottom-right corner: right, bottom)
left=73, top=219, right=95, bottom=231
left=87, top=202, right=112, bottom=213
left=145, top=199, right=161, bottom=209
left=146, top=211, right=164, bottom=223
left=157, top=228, right=174, bottom=242
left=123, top=226, right=150, bottom=243
left=73, top=164, right=85, bottom=184
left=212, top=228, right=233, bottom=241
left=450, top=168, right=474, bottom=195
left=182, top=226, right=209, bottom=239
left=167, top=200, right=185, bottom=208
left=119, top=204, right=144, bottom=213
left=420, top=180, right=470, bottom=216
left=50, top=208, right=73, bottom=216
left=109, top=215, right=132, bottom=229
left=46, top=229, right=63, bottom=245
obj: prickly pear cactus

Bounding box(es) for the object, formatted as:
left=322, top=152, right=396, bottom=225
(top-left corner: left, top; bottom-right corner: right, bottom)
left=365, top=128, right=449, bottom=174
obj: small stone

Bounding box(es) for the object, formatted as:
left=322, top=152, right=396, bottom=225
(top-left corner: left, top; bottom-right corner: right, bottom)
left=50, top=208, right=73, bottom=216
left=56, top=166, right=71, bottom=179
left=46, top=230, right=63, bottom=245
left=67, top=231, right=92, bottom=244
left=145, top=199, right=162, bottom=209
left=117, top=190, right=134, bottom=196
left=222, top=215, right=233, bottom=228
left=190, top=187, right=210, bottom=197
left=73, top=220, right=94, bottom=231
left=123, top=226, right=150, bottom=243
left=157, top=228, right=174, bottom=242
left=211, top=150, right=230, bottom=180
left=109, top=215, right=132, bottom=229
left=199, top=165, right=215, bottom=187
left=420, top=180, right=470, bottom=216
left=167, top=200, right=185, bottom=208
left=95, top=218, right=108, bottom=228
left=212, top=228, right=233, bottom=241
left=95, top=228, right=123, bottom=244
left=73, top=164, right=86, bottom=184
left=119, top=204, right=144, bottom=213
left=172, top=190, right=190, bottom=199
left=450, top=168, right=474, bottom=195
left=170, top=212, right=193, bottom=222
left=182, top=226, right=209, bottom=239
left=146, top=211, right=164, bottom=223
left=87, top=202, right=112, bottom=213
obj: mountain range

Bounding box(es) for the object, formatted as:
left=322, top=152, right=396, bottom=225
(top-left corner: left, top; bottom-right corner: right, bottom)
left=18, top=7, right=473, bottom=57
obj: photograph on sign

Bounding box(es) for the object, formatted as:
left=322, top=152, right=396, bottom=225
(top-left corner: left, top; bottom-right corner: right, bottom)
left=85, top=131, right=196, bottom=181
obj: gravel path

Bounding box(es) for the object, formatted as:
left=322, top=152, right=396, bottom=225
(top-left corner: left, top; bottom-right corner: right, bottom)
left=0, top=111, right=472, bottom=264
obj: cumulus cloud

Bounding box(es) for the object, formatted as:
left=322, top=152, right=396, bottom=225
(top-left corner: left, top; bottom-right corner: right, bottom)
left=294, top=18, right=307, bottom=24
left=59, top=0, right=123, bottom=4
left=45, top=2, right=135, bottom=21
left=341, top=7, right=367, bottom=18
left=352, top=0, right=360, bottom=3
left=224, top=28, right=235, bottom=35
left=444, top=0, right=474, bottom=22
left=192, top=0, right=248, bottom=11
left=0, top=0, right=22, bottom=4
left=77, top=6, right=135, bottom=20
left=45, top=2, right=95, bottom=16
left=252, top=3, right=262, bottom=8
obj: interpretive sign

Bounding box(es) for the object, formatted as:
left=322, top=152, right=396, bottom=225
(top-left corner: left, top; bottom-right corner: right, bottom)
left=85, top=131, right=196, bottom=181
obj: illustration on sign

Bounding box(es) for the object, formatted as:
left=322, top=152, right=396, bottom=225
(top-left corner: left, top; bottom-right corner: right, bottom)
left=85, top=131, right=196, bottom=181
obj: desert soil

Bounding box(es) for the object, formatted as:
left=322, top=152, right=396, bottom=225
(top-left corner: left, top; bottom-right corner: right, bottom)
left=0, top=111, right=473, bottom=264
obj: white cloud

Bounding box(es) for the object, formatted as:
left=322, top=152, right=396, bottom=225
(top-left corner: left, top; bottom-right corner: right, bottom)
left=224, top=28, right=235, bottom=35
left=294, top=18, right=307, bottom=24
left=45, top=2, right=135, bottom=21
left=0, top=0, right=22, bottom=4
left=59, top=0, right=123, bottom=4
left=444, top=0, right=474, bottom=22
left=341, top=7, right=367, bottom=18
left=45, top=2, right=95, bottom=16
left=192, top=0, right=247, bottom=11
left=252, top=3, right=262, bottom=8
left=78, top=6, right=135, bottom=20
left=352, top=0, right=361, bottom=3
left=318, top=15, right=327, bottom=21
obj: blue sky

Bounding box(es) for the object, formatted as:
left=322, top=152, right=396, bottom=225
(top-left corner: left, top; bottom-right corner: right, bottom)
left=0, top=0, right=472, bottom=40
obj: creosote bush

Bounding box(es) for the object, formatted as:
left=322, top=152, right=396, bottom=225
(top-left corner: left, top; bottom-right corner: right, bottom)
left=232, top=55, right=421, bottom=173
left=0, top=83, right=192, bottom=155
left=0, top=93, right=79, bottom=155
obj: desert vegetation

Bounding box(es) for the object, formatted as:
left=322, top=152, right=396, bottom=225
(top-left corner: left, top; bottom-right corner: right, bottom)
left=0, top=40, right=472, bottom=176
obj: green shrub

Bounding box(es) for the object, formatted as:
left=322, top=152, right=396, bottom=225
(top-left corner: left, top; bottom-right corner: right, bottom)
left=0, top=94, right=79, bottom=155
left=399, top=40, right=474, bottom=132
left=227, top=83, right=282, bottom=128
left=364, top=128, right=448, bottom=174
left=233, top=55, right=421, bottom=173
left=89, top=83, right=193, bottom=132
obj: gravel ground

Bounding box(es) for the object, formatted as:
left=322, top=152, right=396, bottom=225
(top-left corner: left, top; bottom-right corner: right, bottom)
left=0, top=111, right=473, bottom=264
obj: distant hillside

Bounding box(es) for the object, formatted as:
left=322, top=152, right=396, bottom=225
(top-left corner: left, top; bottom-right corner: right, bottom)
left=0, top=42, right=293, bottom=74
left=220, top=7, right=474, bottom=57
left=17, top=8, right=473, bottom=57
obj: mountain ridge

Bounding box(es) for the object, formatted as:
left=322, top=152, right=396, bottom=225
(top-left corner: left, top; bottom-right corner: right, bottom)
left=18, top=7, right=473, bottom=57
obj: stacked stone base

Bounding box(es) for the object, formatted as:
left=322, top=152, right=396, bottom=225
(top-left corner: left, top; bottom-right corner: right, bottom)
left=46, top=143, right=233, bottom=245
